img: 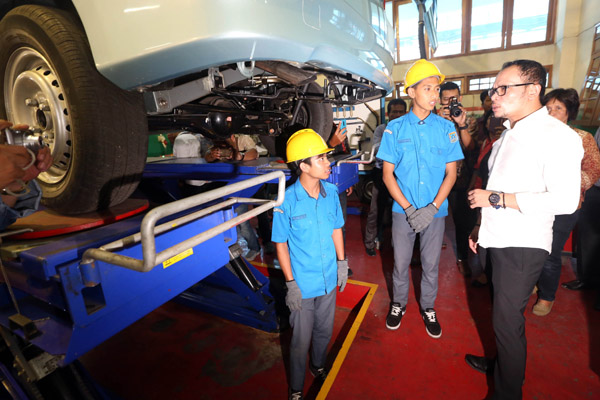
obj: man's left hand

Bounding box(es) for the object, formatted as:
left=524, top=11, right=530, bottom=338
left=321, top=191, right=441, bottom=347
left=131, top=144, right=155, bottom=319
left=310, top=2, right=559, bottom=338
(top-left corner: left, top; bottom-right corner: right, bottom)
left=328, top=123, right=347, bottom=148
left=337, top=259, right=348, bottom=292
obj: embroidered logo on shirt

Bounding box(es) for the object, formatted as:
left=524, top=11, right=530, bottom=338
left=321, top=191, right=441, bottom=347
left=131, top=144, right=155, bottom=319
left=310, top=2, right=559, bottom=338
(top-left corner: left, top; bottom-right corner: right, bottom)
left=273, top=208, right=283, bottom=214
left=384, top=129, right=393, bottom=135
left=449, top=131, right=458, bottom=143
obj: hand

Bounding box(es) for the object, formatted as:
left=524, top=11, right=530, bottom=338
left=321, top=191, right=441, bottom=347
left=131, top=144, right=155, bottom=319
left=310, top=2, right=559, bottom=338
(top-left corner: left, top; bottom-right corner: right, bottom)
left=328, top=123, right=347, bottom=148
left=346, top=186, right=353, bottom=197
left=404, top=205, right=417, bottom=229
left=409, top=203, right=438, bottom=233
left=468, top=189, right=492, bottom=209
left=285, top=280, right=302, bottom=311
left=337, top=259, right=348, bottom=292
left=469, top=225, right=480, bottom=254
left=451, top=106, right=468, bottom=126
left=0, top=145, right=52, bottom=189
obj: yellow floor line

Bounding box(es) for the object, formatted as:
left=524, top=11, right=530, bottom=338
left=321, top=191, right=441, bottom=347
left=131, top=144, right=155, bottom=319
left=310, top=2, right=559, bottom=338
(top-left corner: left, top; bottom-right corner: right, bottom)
left=316, top=279, right=378, bottom=400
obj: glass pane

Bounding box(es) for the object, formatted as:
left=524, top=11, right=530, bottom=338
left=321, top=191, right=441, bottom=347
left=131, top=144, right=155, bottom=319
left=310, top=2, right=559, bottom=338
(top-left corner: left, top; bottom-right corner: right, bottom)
left=512, top=0, right=550, bottom=45
left=397, top=2, right=420, bottom=61
left=385, top=1, right=396, bottom=62
left=433, top=0, right=463, bottom=57
left=470, top=0, right=503, bottom=51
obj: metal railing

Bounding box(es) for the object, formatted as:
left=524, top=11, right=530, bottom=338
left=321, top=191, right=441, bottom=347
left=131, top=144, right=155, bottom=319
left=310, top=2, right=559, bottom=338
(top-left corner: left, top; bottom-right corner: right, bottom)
left=81, top=171, right=286, bottom=272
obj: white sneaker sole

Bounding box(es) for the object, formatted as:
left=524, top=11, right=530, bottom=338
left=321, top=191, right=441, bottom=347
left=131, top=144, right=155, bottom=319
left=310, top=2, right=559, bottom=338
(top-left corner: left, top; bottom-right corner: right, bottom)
left=425, top=327, right=442, bottom=339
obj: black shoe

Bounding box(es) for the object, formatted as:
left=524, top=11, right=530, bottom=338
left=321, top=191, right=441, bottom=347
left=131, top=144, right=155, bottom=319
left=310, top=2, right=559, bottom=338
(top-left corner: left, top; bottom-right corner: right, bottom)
left=348, top=268, right=353, bottom=277
left=366, top=247, right=376, bottom=257
left=385, top=302, right=406, bottom=330
left=421, top=308, right=442, bottom=338
left=471, top=279, right=488, bottom=288
left=309, top=363, right=328, bottom=382
left=561, top=279, right=588, bottom=291
left=465, top=354, right=494, bottom=374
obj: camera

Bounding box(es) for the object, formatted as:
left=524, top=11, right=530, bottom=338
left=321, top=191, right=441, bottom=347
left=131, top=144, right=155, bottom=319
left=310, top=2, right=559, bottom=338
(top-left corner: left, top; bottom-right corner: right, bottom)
left=448, top=98, right=463, bottom=118
left=4, top=128, right=45, bottom=155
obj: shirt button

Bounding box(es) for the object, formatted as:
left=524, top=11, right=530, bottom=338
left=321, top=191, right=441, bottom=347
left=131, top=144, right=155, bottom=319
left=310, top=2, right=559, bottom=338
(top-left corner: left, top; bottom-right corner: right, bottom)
left=420, top=181, right=424, bottom=184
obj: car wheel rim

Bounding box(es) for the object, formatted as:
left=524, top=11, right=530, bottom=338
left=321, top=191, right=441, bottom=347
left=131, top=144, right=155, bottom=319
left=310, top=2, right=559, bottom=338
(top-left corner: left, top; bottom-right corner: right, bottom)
left=4, top=47, right=72, bottom=185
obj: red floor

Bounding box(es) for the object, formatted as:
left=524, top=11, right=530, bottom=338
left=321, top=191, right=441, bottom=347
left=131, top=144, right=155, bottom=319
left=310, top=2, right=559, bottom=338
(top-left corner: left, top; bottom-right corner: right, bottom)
left=81, top=209, right=600, bottom=399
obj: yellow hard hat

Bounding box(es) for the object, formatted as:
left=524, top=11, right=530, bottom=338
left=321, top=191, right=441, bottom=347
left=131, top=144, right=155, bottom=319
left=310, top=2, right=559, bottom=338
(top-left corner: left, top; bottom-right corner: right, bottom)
left=404, top=59, right=445, bottom=93
left=286, top=128, right=333, bottom=163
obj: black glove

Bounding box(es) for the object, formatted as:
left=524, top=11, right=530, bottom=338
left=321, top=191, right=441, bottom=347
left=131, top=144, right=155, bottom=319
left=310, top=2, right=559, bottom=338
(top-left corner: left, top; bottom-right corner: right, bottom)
left=285, top=280, right=302, bottom=311
left=410, top=203, right=438, bottom=233
left=337, top=259, right=348, bottom=292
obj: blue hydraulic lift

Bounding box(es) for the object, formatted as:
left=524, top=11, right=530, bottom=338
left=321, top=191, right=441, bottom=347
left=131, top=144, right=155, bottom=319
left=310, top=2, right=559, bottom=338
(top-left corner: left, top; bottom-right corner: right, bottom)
left=0, top=154, right=359, bottom=398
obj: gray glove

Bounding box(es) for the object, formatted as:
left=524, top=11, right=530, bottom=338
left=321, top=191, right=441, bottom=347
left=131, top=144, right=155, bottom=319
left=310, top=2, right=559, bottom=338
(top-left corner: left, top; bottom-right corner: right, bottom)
left=410, top=203, right=438, bottom=233
left=337, top=259, right=348, bottom=292
left=285, top=280, right=302, bottom=311
left=404, top=205, right=418, bottom=230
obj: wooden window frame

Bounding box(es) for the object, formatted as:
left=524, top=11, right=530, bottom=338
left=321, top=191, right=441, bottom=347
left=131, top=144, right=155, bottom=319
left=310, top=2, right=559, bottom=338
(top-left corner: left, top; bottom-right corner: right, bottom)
left=386, top=0, right=557, bottom=63
left=574, top=23, right=600, bottom=128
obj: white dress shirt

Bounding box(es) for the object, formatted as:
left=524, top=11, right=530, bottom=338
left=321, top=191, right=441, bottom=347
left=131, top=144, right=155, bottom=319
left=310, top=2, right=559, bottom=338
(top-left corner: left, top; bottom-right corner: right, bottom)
left=478, top=107, right=583, bottom=253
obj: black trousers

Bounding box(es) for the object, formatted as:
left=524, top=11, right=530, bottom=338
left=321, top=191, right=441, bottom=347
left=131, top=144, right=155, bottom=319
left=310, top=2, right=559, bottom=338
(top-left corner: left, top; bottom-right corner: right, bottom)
left=576, top=186, right=600, bottom=286
left=448, top=188, right=477, bottom=261
left=487, top=247, right=548, bottom=400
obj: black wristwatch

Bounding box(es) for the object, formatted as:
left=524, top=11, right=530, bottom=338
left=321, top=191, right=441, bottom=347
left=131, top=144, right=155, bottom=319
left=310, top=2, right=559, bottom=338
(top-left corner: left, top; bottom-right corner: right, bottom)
left=489, top=192, right=501, bottom=209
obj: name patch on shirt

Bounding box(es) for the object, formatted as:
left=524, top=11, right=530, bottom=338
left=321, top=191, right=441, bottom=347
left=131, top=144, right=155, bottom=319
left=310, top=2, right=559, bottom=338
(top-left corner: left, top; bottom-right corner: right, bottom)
left=449, top=131, right=458, bottom=143
left=398, top=138, right=412, bottom=144
left=292, top=214, right=307, bottom=220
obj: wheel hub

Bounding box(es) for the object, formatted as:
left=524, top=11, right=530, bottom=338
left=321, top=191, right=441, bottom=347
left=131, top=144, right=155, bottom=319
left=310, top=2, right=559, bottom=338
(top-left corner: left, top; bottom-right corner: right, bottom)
left=4, top=47, right=72, bottom=184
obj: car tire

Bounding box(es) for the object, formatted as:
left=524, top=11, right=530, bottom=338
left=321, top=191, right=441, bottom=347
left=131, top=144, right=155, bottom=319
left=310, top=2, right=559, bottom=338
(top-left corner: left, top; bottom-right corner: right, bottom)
left=259, top=82, right=333, bottom=159
left=0, top=5, right=148, bottom=214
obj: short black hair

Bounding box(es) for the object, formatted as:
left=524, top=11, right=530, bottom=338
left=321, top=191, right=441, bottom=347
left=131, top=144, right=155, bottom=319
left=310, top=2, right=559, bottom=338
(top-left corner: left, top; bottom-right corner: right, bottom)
left=387, top=98, right=407, bottom=113
left=480, top=91, right=490, bottom=104
left=501, top=59, right=547, bottom=101
left=543, top=88, right=580, bottom=122
left=440, top=82, right=461, bottom=96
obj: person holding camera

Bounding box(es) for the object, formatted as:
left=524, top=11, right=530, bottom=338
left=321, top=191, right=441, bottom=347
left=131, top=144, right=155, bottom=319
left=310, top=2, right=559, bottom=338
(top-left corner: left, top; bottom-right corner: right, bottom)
left=0, top=119, right=52, bottom=231
left=438, top=82, right=476, bottom=277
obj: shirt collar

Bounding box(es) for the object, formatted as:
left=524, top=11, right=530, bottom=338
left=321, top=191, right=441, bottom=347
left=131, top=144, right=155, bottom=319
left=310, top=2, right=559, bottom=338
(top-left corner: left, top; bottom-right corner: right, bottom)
left=506, top=106, right=548, bottom=130
left=294, top=179, right=327, bottom=201
left=407, top=109, right=434, bottom=125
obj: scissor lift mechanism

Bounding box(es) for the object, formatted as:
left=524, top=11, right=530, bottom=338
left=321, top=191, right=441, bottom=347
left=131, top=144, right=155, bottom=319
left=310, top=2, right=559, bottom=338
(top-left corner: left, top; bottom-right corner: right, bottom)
left=0, top=156, right=359, bottom=398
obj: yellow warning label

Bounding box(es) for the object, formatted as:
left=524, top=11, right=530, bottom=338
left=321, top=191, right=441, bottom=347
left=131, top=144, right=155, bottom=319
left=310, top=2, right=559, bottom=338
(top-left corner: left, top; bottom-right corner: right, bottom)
left=163, top=248, right=194, bottom=268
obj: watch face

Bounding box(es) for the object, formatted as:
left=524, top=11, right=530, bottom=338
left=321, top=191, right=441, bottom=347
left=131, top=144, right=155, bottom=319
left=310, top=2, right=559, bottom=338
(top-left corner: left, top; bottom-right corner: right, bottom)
left=489, top=193, right=501, bottom=205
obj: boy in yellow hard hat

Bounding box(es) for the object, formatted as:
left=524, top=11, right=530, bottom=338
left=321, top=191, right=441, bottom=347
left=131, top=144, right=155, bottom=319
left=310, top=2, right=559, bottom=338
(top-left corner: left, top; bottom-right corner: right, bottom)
left=271, top=128, right=348, bottom=400
left=377, top=59, right=464, bottom=338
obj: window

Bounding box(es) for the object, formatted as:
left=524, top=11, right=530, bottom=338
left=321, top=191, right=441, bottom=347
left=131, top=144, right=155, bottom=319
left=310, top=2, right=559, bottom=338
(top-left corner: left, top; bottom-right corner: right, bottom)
left=385, top=0, right=556, bottom=62
left=433, top=0, right=463, bottom=57
left=470, top=0, right=504, bottom=51
left=396, top=1, right=420, bottom=61
left=468, top=75, right=496, bottom=92
left=511, top=0, right=551, bottom=46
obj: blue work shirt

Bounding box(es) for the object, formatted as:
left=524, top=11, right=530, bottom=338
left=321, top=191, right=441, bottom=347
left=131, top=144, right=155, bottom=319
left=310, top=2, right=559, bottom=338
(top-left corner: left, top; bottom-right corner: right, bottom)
left=0, top=181, right=42, bottom=231
left=271, top=179, right=344, bottom=299
left=377, top=110, right=464, bottom=217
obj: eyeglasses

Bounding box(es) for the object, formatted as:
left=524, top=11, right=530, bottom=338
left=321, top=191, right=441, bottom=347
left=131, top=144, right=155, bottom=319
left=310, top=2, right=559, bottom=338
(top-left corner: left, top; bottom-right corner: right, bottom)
left=488, top=83, right=534, bottom=98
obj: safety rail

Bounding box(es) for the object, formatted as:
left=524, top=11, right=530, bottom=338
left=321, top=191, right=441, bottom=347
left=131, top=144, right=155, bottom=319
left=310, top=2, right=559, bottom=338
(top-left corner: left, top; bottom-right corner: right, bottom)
left=81, top=171, right=286, bottom=272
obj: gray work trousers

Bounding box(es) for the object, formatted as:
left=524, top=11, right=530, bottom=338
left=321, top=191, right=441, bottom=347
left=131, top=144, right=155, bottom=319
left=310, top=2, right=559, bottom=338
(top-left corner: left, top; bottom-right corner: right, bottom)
left=289, top=289, right=336, bottom=392
left=391, top=213, right=445, bottom=309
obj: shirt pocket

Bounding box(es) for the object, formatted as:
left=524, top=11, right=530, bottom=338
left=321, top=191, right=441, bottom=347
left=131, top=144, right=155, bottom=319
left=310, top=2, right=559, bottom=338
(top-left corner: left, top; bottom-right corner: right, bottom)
left=428, top=146, right=446, bottom=169
left=291, top=214, right=311, bottom=231
left=395, top=142, right=417, bottom=173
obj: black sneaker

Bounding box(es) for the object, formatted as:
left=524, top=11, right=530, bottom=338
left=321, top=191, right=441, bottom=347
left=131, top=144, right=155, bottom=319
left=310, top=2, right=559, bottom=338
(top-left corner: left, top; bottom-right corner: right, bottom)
left=421, top=308, right=442, bottom=338
left=309, top=363, right=328, bottom=382
left=385, top=302, right=405, bottom=330
left=288, top=389, right=303, bottom=400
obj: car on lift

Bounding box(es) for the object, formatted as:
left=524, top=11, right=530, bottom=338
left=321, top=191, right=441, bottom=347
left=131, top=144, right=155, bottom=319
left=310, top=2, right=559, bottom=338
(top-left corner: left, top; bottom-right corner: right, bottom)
left=0, top=0, right=394, bottom=214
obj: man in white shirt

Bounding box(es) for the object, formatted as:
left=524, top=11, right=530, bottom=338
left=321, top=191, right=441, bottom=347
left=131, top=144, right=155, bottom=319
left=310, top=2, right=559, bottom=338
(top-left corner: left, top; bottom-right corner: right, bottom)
left=465, top=60, right=583, bottom=399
